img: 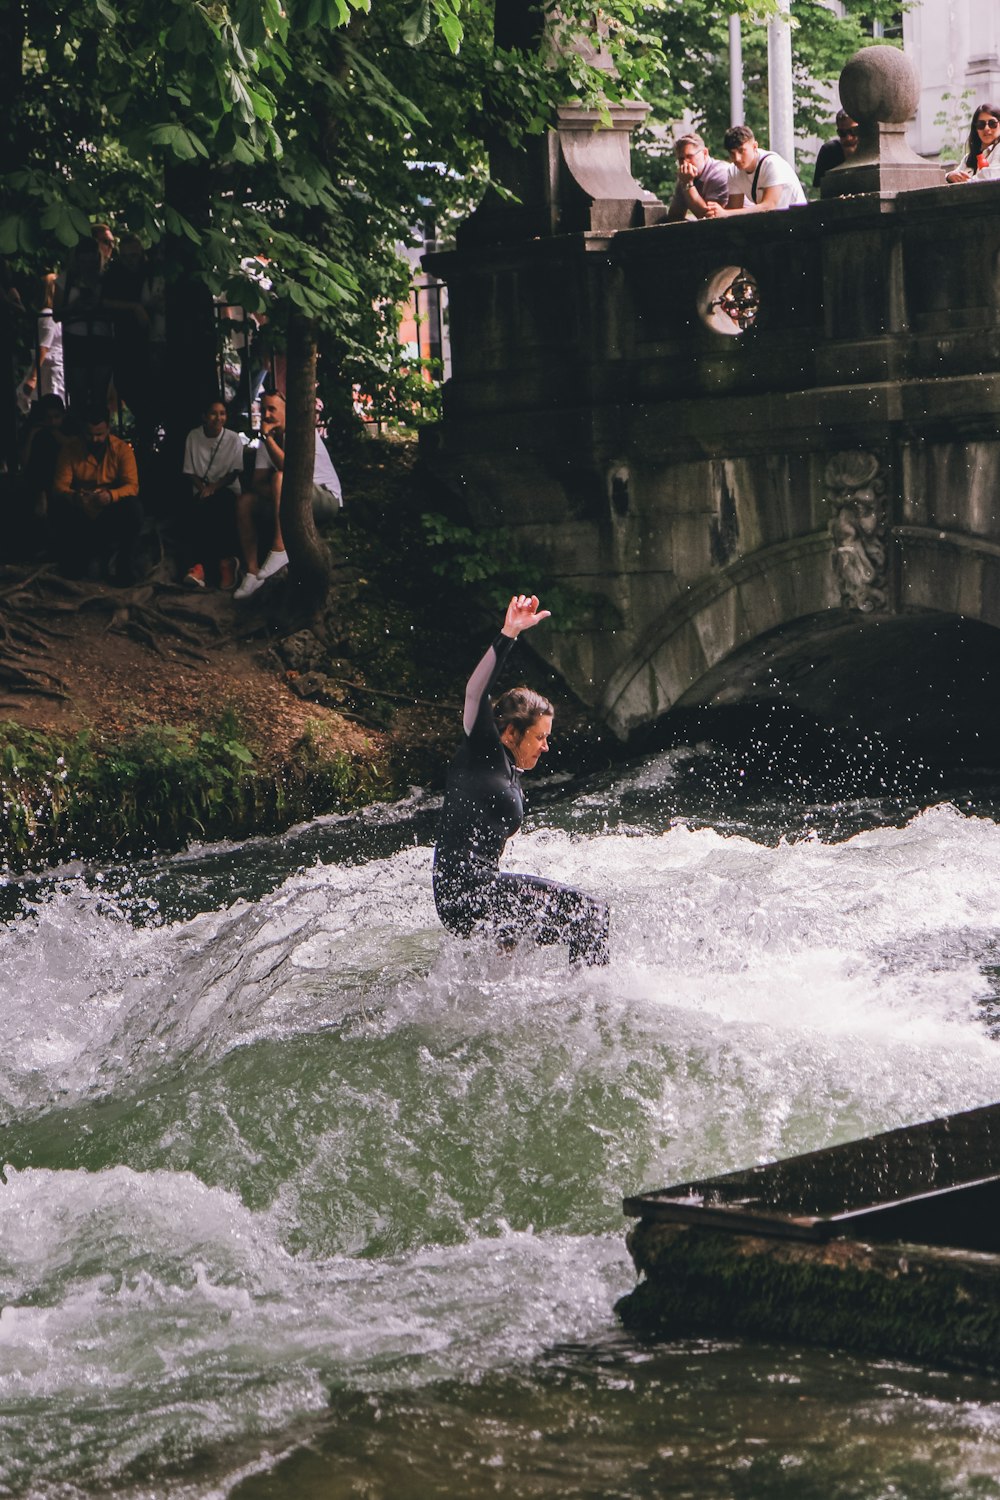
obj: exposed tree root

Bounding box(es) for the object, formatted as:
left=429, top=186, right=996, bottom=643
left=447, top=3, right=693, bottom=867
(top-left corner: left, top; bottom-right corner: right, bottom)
left=0, top=564, right=229, bottom=699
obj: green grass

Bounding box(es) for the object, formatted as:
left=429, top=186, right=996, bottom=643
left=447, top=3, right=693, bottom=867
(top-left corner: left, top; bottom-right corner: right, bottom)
left=0, top=714, right=388, bottom=871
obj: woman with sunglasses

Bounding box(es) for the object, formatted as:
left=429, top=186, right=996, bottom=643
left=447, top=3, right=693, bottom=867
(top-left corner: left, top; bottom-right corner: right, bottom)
left=946, top=104, right=1000, bottom=184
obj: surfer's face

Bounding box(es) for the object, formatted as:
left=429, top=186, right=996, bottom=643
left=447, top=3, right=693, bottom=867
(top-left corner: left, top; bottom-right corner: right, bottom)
left=504, top=714, right=552, bottom=771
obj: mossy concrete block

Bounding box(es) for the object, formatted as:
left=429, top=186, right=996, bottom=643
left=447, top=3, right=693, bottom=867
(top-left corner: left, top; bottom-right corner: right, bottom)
left=618, top=1220, right=1000, bottom=1374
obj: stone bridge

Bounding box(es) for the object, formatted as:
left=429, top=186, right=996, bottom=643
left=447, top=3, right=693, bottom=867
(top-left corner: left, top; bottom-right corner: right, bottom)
left=423, top=61, right=1000, bottom=753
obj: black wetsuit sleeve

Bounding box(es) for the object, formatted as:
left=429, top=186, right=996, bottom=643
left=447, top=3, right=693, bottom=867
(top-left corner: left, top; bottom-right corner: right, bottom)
left=464, top=634, right=516, bottom=756
left=434, top=633, right=523, bottom=875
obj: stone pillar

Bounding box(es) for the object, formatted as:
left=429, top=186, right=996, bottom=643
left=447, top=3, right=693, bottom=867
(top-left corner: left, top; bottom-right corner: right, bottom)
left=822, top=44, right=946, bottom=197
left=457, top=3, right=662, bottom=246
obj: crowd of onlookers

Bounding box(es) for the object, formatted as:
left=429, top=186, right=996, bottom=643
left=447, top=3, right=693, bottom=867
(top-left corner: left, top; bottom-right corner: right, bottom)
left=2, top=226, right=341, bottom=597
left=5, top=107, right=995, bottom=592
left=664, top=114, right=862, bottom=223
left=664, top=100, right=1000, bottom=222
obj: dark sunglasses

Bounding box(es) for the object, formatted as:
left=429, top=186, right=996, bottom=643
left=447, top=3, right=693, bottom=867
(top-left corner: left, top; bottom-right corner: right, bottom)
left=837, top=129, right=858, bottom=138
left=976, top=118, right=1000, bottom=129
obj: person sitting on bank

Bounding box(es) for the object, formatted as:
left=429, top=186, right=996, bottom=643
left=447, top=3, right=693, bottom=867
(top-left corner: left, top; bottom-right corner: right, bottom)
left=813, top=110, right=860, bottom=190
left=50, top=401, right=143, bottom=584
left=945, top=103, right=1000, bottom=183
left=234, top=390, right=342, bottom=601
left=13, top=394, right=72, bottom=556
left=705, top=125, right=807, bottom=215
left=179, top=395, right=246, bottom=590
left=665, top=133, right=730, bottom=221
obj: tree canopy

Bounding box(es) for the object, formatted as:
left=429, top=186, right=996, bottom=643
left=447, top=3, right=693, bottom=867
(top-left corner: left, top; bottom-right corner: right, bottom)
left=0, top=0, right=907, bottom=423
left=0, top=0, right=908, bottom=614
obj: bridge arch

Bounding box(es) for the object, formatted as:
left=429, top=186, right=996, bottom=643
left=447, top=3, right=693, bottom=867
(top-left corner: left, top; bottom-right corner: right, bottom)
left=426, top=162, right=1000, bottom=762
left=601, top=528, right=1000, bottom=761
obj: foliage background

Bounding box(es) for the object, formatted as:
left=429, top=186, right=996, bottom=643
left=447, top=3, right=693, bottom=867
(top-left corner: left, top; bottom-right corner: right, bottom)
left=0, top=0, right=906, bottom=418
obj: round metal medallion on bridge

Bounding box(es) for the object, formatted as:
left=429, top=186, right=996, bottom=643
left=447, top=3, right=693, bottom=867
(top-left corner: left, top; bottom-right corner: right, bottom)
left=698, top=265, right=761, bottom=336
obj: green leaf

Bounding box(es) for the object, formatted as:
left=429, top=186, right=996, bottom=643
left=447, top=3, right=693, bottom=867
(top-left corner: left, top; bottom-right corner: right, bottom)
left=52, top=208, right=79, bottom=248
left=163, top=205, right=202, bottom=244
left=150, top=122, right=191, bottom=157
left=401, top=0, right=432, bottom=46
left=166, top=15, right=195, bottom=52
left=229, top=74, right=257, bottom=126
left=431, top=0, right=463, bottom=53
left=246, top=86, right=276, bottom=123
left=436, top=11, right=462, bottom=53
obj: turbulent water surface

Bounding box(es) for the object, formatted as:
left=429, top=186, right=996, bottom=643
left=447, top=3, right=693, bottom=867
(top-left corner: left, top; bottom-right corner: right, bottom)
left=5, top=741, right=1000, bottom=1499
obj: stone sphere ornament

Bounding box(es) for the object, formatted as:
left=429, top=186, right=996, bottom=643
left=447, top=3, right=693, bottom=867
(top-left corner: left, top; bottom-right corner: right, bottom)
left=839, top=44, right=919, bottom=125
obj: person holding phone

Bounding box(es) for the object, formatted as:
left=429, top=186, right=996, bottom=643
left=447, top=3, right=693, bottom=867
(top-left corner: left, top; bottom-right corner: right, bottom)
left=946, top=103, right=1000, bottom=183
left=234, top=390, right=342, bottom=600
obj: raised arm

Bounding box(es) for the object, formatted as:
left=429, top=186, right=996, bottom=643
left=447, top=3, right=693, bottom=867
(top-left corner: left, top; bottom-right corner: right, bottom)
left=462, top=593, right=551, bottom=735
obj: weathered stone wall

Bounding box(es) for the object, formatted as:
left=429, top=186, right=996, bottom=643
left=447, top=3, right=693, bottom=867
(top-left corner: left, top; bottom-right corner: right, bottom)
left=423, top=184, right=1000, bottom=739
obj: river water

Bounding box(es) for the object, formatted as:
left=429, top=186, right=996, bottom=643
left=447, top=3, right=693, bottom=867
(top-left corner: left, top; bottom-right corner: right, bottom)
left=5, top=735, right=1000, bottom=1499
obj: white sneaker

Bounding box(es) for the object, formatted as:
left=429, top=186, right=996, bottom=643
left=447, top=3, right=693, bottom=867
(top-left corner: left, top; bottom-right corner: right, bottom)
left=233, top=571, right=264, bottom=601
left=257, top=548, right=289, bottom=581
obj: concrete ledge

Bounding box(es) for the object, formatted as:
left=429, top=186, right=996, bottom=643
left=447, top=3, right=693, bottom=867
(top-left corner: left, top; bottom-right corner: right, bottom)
left=618, top=1221, right=1000, bottom=1373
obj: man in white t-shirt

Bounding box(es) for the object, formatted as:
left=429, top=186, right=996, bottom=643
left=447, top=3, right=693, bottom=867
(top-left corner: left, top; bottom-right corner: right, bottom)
left=179, top=396, right=247, bottom=589
left=234, top=390, right=343, bottom=600
left=705, top=125, right=807, bottom=216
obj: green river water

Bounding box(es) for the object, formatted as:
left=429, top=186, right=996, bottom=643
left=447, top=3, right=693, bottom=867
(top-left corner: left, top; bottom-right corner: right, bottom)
left=4, top=741, right=1000, bottom=1498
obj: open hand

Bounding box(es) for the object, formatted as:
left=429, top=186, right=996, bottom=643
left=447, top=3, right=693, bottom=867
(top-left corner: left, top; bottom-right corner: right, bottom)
left=502, top=593, right=551, bottom=638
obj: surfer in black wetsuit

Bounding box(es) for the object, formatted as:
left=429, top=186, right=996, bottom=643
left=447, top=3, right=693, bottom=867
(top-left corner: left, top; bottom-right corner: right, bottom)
left=433, top=593, right=610, bottom=965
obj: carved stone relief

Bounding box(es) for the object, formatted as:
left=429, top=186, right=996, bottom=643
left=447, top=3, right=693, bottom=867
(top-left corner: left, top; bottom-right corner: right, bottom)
left=709, top=460, right=739, bottom=566
left=825, top=451, right=888, bottom=612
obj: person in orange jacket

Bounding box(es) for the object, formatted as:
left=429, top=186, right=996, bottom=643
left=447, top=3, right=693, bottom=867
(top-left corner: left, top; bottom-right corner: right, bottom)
left=51, top=402, right=143, bottom=584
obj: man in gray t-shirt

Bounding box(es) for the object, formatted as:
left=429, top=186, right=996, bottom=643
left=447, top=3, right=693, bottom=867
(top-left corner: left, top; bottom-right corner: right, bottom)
left=666, top=134, right=730, bottom=221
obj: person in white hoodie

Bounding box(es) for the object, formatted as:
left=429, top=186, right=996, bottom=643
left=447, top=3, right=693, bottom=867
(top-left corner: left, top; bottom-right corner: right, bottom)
left=17, top=273, right=64, bottom=413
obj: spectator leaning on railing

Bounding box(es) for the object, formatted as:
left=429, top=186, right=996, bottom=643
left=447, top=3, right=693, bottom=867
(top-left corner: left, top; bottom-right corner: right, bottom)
left=705, top=125, right=807, bottom=216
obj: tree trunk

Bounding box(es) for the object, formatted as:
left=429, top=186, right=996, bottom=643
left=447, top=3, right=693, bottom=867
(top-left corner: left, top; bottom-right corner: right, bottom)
left=0, top=0, right=27, bottom=177
left=282, top=312, right=333, bottom=614
left=163, top=160, right=218, bottom=464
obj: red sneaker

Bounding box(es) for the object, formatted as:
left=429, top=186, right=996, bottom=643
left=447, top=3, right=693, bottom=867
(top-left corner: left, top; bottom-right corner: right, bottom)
left=183, top=563, right=205, bottom=589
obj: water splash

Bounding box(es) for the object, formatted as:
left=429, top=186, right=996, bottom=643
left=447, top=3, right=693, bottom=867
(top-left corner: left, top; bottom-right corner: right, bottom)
left=3, top=771, right=1000, bottom=1495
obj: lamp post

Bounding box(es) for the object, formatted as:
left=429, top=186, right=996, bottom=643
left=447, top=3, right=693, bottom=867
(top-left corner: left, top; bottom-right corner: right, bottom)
left=767, top=0, right=795, bottom=164
left=729, top=13, right=744, bottom=126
